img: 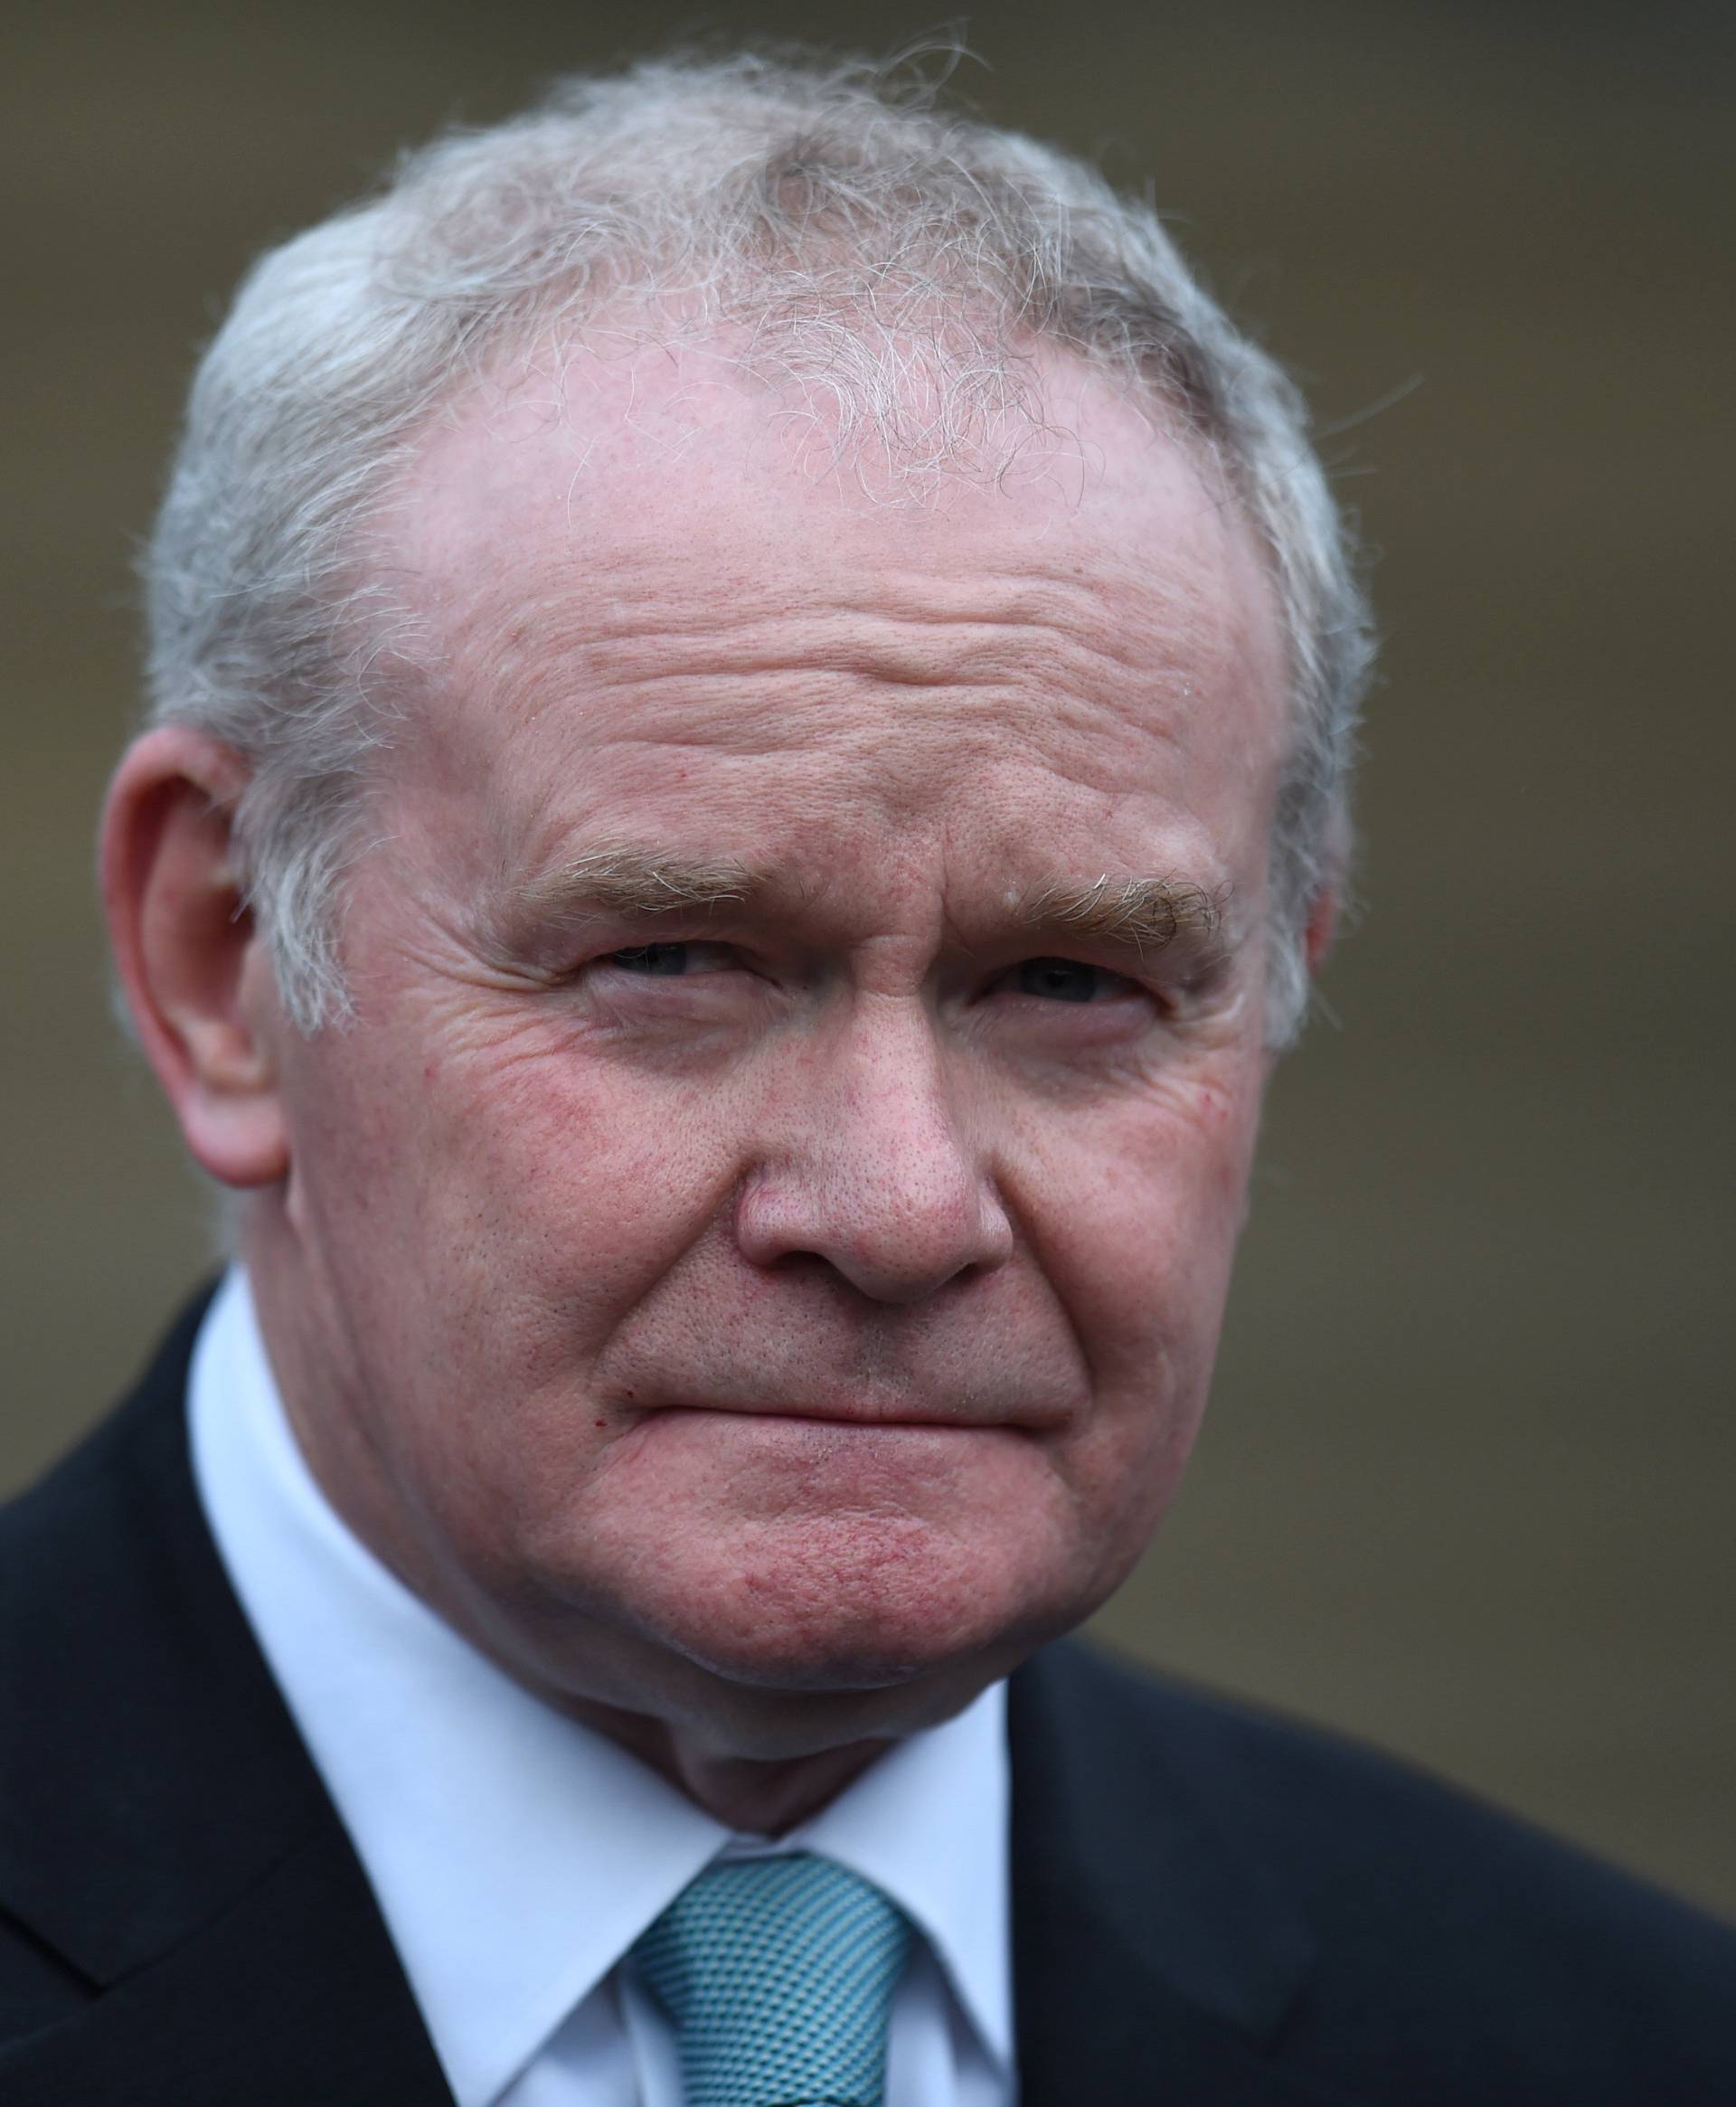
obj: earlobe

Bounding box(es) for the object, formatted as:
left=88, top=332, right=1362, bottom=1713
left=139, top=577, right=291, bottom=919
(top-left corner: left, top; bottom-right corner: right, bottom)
left=100, top=728, right=290, bottom=1188
left=1304, top=883, right=1339, bottom=973
left=1305, top=804, right=1352, bottom=976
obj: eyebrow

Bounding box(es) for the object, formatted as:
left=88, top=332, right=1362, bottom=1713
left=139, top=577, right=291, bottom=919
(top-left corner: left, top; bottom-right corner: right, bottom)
left=504, top=846, right=1231, bottom=970
left=511, top=846, right=760, bottom=931
left=1014, top=874, right=1228, bottom=962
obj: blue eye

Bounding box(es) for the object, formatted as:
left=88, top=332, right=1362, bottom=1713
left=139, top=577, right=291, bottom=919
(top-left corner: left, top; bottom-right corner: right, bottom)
left=609, top=943, right=691, bottom=976
left=1016, top=958, right=1104, bottom=1003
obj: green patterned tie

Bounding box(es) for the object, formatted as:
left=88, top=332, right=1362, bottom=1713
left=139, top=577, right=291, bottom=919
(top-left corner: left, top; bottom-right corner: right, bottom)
left=630, top=1852, right=912, bottom=2107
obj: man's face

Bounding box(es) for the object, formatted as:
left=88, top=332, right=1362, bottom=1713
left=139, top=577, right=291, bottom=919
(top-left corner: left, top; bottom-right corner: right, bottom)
left=254, top=348, right=1289, bottom=1744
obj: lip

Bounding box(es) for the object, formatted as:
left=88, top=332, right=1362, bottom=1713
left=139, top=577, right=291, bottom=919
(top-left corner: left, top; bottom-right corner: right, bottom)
left=646, top=1402, right=1042, bottom=1435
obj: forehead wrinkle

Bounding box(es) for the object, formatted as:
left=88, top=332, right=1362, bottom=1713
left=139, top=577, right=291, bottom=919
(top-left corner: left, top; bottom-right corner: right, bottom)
left=421, top=523, right=1240, bottom=722
left=420, top=584, right=1235, bottom=826
left=414, top=636, right=1152, bottom=829
left=388, top=319, right=1287, bottom=725
left=387, top=401, right=1289, bottom=882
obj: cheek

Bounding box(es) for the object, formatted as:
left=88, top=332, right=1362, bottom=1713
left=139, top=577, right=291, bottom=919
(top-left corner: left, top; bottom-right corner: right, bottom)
left=432, top=1045, right=732, bottom=1299
left=284, top=1012, right=745, bottom=1468
left=1052, top=1063, right=1256, bottom=1297
left=1030, top=1066, right=1263, bottom=1472
left=363, top=1009, right=725, bottom=1280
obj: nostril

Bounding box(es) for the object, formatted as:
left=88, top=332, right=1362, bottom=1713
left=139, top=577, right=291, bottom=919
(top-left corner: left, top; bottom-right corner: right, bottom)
left=733, top=1116, right=1013, bottom=1305
left=752, top=1247, right=836, bottom=1284
left=800, top=1200, right=1011, bottom=1306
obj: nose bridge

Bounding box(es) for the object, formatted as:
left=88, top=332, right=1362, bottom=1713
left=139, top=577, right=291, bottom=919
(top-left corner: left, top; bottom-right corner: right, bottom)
left=736, top=993, right=1013, bottom=1302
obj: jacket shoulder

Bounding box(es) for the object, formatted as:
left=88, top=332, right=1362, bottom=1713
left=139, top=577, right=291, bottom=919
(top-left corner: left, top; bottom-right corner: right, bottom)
left=1022, top=1641, right=1736, bottom=2101
left=0, top=1286, right=328, bottom=1985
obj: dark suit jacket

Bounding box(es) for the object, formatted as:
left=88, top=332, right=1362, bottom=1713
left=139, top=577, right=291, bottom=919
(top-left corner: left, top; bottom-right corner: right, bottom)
left=3, top=1293, right=1732, bottom=2104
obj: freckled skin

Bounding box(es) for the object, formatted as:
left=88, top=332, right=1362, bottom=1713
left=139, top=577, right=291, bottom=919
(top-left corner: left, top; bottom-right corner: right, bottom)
left=241, top=343, right=1292, bottom=1811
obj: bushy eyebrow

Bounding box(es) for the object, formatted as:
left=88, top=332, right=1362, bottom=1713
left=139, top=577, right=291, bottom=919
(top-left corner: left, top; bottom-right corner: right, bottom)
left=511, top=846, right=761, bottom=931
left=505, top=845, right=1231, bottom=970
left=1014, top=874, right=1228, bottom=962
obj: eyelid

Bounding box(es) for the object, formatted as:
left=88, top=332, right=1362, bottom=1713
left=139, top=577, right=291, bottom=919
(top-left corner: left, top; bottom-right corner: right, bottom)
left=973, top=959, right=1143, bottom=1014
left=997, top=953, right=1147, bottom=990
left=600, top=938, right=739, bottom=968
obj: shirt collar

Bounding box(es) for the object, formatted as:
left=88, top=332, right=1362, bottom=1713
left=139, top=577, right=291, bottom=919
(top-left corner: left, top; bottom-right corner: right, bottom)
left=189, top=1268, right=1013, bottom=2103
left=783, top=1682, right=1012, bottom=2073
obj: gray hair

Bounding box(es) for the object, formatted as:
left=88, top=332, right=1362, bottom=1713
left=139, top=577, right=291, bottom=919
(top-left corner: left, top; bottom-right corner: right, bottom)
left=141, top=49, right=1373, bottom=1044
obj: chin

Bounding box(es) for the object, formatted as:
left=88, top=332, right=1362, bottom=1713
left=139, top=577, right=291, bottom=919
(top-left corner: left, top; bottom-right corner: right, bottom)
left=622, top=1516, right=1090, bottom=1705
left=505, top=1455, right=1127, bottom=1725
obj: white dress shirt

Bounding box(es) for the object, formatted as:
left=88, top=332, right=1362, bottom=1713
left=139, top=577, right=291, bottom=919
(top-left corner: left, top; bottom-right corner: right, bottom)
left=188, top=1270, right=1015, bottom=2107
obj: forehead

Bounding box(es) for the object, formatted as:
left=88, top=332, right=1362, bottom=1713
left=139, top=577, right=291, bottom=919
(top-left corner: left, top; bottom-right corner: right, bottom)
left=376, top=335, right=1287, bottom=869
left=392, top=332, right=1275, bottom=619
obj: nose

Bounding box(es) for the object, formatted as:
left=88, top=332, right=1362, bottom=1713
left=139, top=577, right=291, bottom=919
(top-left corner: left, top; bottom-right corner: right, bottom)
left=734, top=1003, right=1014, bottom=1305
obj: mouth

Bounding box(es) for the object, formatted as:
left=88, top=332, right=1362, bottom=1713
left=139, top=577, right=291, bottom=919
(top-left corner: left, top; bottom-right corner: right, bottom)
left=597, top=1341, right=1085, bottom=1438
left=649, top=1402, right=1033, bottom=1434
left=597, top=1362, right=1083, bottom=1438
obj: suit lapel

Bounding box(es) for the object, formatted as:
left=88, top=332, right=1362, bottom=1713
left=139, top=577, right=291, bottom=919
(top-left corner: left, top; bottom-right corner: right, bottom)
left=1009, top=1644, right=1338, bottom=2106
left=0, top=1293, right=453, bottom=2104
left=0, top=1826, right=453, bottom=2105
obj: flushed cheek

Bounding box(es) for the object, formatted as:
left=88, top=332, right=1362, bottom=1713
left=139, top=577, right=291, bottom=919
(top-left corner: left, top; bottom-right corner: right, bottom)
left=1020, top=1334, right=1222, bottom=1614
left=1019, top=1091, right=1260, bottom=1487
left=1044, top=1088, right=1256, bottom=1331
left=406, top=1027, right=739, bottom=1311
left=285, top=1014, right=741, bottom=1514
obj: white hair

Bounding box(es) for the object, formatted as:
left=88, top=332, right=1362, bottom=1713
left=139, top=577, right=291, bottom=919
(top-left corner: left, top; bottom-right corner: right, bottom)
left=142, top=49, right=1373, bottom=1044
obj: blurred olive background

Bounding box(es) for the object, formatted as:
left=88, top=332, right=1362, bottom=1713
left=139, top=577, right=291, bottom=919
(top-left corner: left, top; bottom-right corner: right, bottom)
left=5, top=0, right=1731, bottom=1912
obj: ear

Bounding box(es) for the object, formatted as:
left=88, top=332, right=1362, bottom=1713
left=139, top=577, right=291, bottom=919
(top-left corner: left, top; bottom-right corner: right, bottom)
left=100, top=727, right=290, bottom=1187
left=1303, top=882, right=1339, bottom=973
left=1303, top=800, right=1351, bottom=975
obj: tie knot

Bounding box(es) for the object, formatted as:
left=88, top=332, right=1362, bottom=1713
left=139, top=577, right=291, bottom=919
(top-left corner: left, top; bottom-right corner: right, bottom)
left=630, top=1852, right=912, bottom=2107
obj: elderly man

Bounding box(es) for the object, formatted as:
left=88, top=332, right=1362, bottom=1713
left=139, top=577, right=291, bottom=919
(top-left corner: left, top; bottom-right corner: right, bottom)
left=1, top=52, right=1730, bottom=2107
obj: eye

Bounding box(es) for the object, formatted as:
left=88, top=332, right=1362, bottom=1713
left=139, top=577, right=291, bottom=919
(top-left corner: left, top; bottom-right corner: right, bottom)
left=1012, top=957, right=1123, bottom=1004
left=607, top=942, right=695, bottom=976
